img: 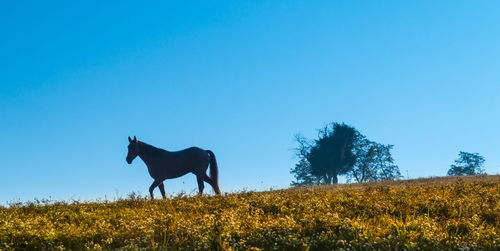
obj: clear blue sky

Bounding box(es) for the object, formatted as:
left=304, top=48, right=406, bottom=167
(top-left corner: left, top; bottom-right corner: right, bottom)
left=1, top=1, right=499, bottom=203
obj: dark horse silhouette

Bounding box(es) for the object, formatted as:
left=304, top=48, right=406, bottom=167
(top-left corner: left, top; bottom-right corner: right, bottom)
left=126, top=136, right=221, bottom=199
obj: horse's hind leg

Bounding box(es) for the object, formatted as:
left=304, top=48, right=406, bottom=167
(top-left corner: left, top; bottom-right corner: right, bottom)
left=149, top=179, right=162, bottom=200
left=196, top=175, right=204, bottom=195
left=203, top=174, right=215, bottom=187
left=158, top=182, right=166, bottom=199
left=204, top=174, right=219, bottom=193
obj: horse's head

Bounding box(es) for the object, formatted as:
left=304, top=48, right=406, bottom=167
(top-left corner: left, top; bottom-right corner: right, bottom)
left=126, top=136, right=139, bottom=164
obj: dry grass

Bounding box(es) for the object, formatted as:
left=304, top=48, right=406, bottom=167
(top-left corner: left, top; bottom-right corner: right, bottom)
left=1, top=175, right=499, bottom=250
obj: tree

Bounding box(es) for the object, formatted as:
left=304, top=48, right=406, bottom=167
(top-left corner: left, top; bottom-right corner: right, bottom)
left=447, top=152, right=485, bottom=176
left=291, top=122, right=401, bottom=187
left=290, top=135, right=321, bottom=187
left=347, top=135, right=401, bottom=183
left=290, top=159, right=320, bottom=187
left=347, top=135, right=378, bottom=183
left=373, top=144, right=401, bottom=181
left=291, top=123, right=357, bottom=186
left=309, top=123, right=357, bottom=184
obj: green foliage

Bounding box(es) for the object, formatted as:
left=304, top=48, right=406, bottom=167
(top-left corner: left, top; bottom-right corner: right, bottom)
left=448, top=152, right=486, bottom=176
left=1, top=176, right=499, bottom=250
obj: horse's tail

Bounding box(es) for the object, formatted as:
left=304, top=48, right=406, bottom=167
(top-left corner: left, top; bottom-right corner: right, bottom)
left=206, top=150, right=221, bottom=195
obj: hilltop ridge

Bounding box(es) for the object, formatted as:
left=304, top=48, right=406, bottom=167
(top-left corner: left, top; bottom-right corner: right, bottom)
left=1, top=175, right=499, bottom=250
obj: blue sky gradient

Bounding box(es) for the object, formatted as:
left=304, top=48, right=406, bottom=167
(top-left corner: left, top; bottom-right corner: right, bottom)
left=1, top=1, right=499, bottom=202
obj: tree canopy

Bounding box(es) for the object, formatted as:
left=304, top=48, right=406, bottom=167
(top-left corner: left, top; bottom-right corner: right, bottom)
left=447, top=151, right=485, bottom=176
left=347, top=135, right=400, bottom=183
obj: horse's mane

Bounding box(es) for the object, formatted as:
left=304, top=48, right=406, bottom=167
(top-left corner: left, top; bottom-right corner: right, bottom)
left=139, top=141, right=167, bottom=155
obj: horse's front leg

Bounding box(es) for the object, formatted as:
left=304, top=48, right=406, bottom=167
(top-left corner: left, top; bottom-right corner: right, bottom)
left=158, top=182, right=167, bottom=199
left=149, top=179, right=162, bottom=200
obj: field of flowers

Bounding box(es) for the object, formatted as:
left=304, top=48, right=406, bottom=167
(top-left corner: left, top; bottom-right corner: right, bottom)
left=1, top=175, right=498, bottom=250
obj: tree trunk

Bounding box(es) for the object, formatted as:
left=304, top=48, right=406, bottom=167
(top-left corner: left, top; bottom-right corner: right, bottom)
left=325, top=175, right=332, bottom=184
left=332, top=175, right=338, bottom=184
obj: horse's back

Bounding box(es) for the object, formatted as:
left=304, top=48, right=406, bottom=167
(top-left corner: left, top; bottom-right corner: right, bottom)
left=189, top=147, right=210, bottom=162
left=171, top=146, right=205, bottom=155
left=162, top=147, right=208, bottom=176
left=170, top=147, right=209, bottom=164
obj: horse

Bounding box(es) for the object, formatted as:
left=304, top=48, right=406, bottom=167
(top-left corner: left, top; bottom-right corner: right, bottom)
left=125, top=136, right=221, bottom=199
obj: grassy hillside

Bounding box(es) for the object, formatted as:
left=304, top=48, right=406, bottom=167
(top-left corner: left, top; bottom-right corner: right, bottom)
left=1, top=175, right=499, bottom=250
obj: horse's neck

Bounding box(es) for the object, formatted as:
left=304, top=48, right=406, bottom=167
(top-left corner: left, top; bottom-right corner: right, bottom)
left=138, top=151, right=153, bottom=168
left=137, top=142, right=167, bottom=168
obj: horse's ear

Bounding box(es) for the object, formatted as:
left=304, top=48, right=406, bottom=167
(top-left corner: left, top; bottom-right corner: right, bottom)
left=128, top=136, right=132, bottom=143
left=133, top=136, right=137, bottom=142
